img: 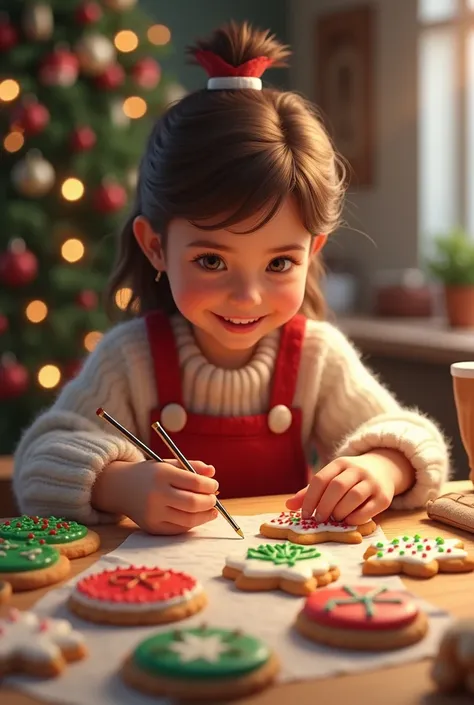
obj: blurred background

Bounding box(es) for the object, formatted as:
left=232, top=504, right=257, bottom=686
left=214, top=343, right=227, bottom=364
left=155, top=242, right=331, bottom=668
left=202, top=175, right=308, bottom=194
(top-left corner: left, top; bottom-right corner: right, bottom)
left=1, top=0, right=474, bottom=480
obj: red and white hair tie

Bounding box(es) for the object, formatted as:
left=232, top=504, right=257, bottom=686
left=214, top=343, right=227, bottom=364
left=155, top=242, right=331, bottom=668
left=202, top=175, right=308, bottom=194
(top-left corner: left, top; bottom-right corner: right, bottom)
left=194, top=49, right=273, bottom=90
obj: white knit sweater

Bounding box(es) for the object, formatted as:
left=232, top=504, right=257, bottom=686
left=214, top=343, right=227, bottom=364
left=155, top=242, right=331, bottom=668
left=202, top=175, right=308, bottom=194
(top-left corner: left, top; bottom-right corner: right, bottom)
left=13, top=315, right=450, bottom=524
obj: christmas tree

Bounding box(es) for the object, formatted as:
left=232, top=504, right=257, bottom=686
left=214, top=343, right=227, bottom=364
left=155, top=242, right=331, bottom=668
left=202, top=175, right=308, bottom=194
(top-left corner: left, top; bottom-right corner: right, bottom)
left=0, top=0, right=179, bottom=454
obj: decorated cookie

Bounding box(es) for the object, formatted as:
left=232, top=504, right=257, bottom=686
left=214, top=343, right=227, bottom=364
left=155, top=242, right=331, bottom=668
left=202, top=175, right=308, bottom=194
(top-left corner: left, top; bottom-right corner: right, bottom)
left=260, top=510, right=376, bottom=545
left=0, top=581, right=12, bottom=605
left=363, top=534, right=474, bottom=578
left=431, top=619, right=474, bottom=693
left=0, top=608, right=87, bottom=678
left=0, top=538, right=70, bottom=591
left=295, top=585, right=428, bottom=650
left=0, top=515, right=100, bottom=559
left=68, top=566, right=207, bottom=625
left=121, top=624, right=279, bottom=700
left=223, top=543, right=340, bottom=595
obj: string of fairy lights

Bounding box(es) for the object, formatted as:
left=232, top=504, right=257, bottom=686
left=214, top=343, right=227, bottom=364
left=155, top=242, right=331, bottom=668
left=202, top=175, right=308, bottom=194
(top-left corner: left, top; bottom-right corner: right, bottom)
left=0, top=9, right=176, bottom=395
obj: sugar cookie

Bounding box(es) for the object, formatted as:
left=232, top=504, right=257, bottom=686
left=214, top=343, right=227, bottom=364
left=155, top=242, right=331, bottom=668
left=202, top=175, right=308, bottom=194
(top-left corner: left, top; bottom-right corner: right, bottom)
left=0, top=538, right=70, bottom=591
left=431, top=619, right=474, bottom=693
left=121, top=625, right=279, bottom=700
left=223, top=543, right=339, bottom=595
left=68, top=566, right=207, bottom=625
left=295, top=585, right=428, bottom=650
left=363, top=534, right=474, bottom=578
left=0, top=608, right=87, bottom=678
left=0, top=515, right=100, bottom=559
left=260, top=510, right=376, bottom=545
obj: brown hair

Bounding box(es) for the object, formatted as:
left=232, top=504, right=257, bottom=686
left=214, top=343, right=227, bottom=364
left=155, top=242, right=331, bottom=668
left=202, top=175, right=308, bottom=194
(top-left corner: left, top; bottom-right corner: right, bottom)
left=107, top=21, right=346, bottom=320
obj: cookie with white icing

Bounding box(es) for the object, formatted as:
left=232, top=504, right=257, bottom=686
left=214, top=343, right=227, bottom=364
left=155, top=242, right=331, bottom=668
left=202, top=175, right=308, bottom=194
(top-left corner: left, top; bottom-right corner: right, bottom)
left=121, top=624, right=279, bottom=700
left=0, top=608, right=87, bottom=678
left=260, top=510, right=376, bottom=545
left=363, top=534, right=474, bottom=578
left=431, top=618, right=474, bottom=693
left=68, top=566, right=207, bottom=625
left=0, top=515, right=100, bottom=560
left=0, top=538, right=70, bottom=591
left=223, top=543, right=340, bottom=595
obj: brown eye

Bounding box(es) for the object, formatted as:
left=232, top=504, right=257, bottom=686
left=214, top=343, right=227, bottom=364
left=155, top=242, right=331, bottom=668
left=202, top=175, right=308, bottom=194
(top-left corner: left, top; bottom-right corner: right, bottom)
left=196, top=254, right=225, bottom=271
left=268, top=257, right=292, bottom=273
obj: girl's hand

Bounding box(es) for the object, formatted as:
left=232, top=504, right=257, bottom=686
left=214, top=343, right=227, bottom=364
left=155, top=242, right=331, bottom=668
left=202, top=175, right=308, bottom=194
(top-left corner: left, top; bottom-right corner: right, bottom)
left=93, top=459, right=219, bottom=535
left=285, top=453, right=396, bottom=525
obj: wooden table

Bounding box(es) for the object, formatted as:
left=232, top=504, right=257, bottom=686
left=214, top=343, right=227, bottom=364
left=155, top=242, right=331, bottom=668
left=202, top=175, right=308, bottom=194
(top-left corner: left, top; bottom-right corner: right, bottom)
left=2, top=480, right=474, bottom=705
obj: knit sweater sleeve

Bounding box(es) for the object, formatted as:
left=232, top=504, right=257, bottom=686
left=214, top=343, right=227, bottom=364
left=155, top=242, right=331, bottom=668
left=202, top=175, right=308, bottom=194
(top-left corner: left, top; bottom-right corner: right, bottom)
left=12, top=320, right=147, bottom=524
left=305, top=320, right=450, bottom=509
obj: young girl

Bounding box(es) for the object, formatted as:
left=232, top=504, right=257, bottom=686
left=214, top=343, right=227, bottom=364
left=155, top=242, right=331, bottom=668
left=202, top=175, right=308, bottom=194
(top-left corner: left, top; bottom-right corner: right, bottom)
left=13, top=22, right=449, bottom=535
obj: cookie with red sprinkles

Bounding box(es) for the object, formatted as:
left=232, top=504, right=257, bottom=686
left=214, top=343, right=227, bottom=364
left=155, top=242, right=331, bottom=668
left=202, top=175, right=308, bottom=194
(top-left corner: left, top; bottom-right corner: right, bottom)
left=295, top=584, right=428, bottom=650
left=0, top=516, right=100, bottom=560
left=68, top=566, right=207, bottom=626
left=260, top=511, right=376, bottom=545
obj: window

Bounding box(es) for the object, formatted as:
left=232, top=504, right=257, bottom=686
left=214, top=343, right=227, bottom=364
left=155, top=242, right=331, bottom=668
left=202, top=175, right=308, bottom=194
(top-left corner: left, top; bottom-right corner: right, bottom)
left=418, top=0, right=474, bottom=243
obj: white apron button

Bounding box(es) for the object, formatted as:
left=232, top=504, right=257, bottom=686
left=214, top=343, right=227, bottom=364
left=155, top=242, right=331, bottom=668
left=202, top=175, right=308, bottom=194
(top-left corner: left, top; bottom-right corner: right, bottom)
left=160, top=403, right=187, bottom=432
left=268, top=404, right=292, bottom=434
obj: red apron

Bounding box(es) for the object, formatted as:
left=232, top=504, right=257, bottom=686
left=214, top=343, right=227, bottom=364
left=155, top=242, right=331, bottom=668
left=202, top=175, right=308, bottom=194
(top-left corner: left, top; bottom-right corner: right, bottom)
left=145, top=311, right=309, bottom=499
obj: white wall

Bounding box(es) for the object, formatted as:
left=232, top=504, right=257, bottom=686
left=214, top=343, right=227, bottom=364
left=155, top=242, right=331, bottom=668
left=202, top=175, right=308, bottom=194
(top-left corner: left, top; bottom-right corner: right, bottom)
left=289, top=0, right=420, bottom=308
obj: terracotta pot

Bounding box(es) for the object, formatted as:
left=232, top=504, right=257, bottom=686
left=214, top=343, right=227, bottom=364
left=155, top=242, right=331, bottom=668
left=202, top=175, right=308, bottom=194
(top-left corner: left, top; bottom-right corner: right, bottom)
left=444, top=285, right=474, bottom=328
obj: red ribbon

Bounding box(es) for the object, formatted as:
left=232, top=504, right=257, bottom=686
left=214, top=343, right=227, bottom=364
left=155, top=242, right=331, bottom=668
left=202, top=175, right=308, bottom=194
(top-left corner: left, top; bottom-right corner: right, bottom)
left=194, top=49, right=273, bottom=78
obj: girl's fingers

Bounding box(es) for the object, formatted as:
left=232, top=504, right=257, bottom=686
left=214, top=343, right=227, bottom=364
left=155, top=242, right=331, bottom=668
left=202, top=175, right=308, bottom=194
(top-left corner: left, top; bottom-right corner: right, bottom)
left=329, top=481, right=373, bottom=522
left=166, top=485, right=217, bottom=513
left=161, top=463, right=219, bottom=494
left=163, top=505, right=219, bottom=529
left=311, top=467, right=361, bottom=522
left=300, top=463, right=347, bottom=519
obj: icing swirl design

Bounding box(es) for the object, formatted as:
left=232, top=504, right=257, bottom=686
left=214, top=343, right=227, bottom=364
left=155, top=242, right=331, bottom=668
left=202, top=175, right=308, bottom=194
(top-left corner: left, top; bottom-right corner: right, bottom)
left=0, top=538, right=60, bottom=573
left=0, top=516, right=87, bottom=544
left=133, top=626, right=270, bottom=679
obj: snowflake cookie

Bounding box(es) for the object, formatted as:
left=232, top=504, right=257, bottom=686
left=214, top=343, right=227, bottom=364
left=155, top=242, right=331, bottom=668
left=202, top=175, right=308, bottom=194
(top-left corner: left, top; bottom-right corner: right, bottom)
left=0, top=608, right=87, bottom=678
left=0, top=515, right=100, bottom=560
left=363, top=534, right=474, bottom=578
left=68, top=566, right=207, bottom=626
left=223, top=543, right=340, bottom=595
left=0, top=538, right=70, bottom=591
left=432, top=619, right=474, bottom=694
left=295, top=585, right=428, bottom=650
left=121, top=624, right=279, bottom=700
left=260, top=510, right=376, bottom=545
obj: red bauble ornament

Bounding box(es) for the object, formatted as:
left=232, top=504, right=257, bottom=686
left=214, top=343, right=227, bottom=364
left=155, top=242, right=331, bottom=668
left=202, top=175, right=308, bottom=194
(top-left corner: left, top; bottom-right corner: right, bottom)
left=76, top=289, right=98, bottom=310
left=75, top=1, right=102, bottom=25
left=63, top=359, right=83, bottom=381
left=0, top=356, right=29, bottom=400
left=39, top=48, right=80, bottom=87
left=0, top=18, right=18, bottom=52
left=0, top=315, right=8, bottom=335
left=92, top=182, right=127, bottom=213
left=12, top=101, right=50, bottom=136
left=132, top=58, right=161, bottom=90
left=0, top=239, right=38, bottom=287
left=70, top=126, right=96, bottom=152
left=95, top=63, right=125, bottom=90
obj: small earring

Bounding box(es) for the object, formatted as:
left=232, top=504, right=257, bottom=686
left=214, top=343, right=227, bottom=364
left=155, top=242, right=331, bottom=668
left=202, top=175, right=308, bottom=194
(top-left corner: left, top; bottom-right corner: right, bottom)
left=155, top=271, right=162, bottom=283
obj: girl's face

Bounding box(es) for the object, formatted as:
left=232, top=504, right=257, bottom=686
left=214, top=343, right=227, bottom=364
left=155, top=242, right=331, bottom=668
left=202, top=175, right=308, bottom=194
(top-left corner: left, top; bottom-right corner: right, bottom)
left=135, top=198, right=324, bottom=368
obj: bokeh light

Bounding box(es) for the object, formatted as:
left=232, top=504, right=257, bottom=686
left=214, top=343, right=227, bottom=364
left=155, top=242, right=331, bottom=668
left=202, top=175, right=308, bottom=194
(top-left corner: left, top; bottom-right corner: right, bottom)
left=123, top=96, right=147, bottom=119
left=147, top=24, right=171, bottom=46
left=0, top=79, right=20, bottom=102
left=3, top=131, right=24, bottom=153
left=25, top=300, right=48, bottom=323
left=61, top=238, right=85, bottom=263
left=38, top=364, right=61, bottom=389
left=114, top=30, right=139, bottom=53
left=61, top=178, right=85, bottom=201
left=84, top=331, right=103, bottom=352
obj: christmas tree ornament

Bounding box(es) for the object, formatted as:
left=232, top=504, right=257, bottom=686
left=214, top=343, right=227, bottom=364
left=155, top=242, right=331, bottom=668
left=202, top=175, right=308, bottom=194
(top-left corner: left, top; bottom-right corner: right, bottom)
left=0, top=355, right=29, bottom=400
left=75, top=1, right=102, bottom=25
left=103, top=0, right=137, bottom=10
left=0, top=314, right=8, bottom=335
left=11, top=150, right=55, bottom=198
left=0, top=16, right=18, bottom=52
left=132, top=57, right=161, bottom=89
left=22, top=2, right=54, bottom=41
left=109, top=98, right=130, bottom=127
left=12, top=99, right=50, bottom=135
left=39, top=47, right=80, bottom=87
left=70, top=126, right=96, bottom=152
left=0, top=239, right=39, bottom=287
left=63, top=359, right=83, bottom=381
left=75, top=33, right=116, bottom=76
left=92, top=181, right=127, bottom=213
left=95, top=63, right=125, bottom=90
left=76, top=289, right=98, bottom=310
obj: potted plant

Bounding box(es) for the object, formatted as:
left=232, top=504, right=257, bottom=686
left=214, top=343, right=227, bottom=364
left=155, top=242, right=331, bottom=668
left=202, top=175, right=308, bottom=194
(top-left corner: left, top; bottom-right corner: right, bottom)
left=427, top=227, right=474, bottom=328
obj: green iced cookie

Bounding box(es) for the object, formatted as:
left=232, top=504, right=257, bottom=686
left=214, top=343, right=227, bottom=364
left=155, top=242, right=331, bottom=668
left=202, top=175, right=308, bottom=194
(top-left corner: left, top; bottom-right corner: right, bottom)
left=0, top=516, right=87, bottom=544
left=0, top=538, right=60, bottom=572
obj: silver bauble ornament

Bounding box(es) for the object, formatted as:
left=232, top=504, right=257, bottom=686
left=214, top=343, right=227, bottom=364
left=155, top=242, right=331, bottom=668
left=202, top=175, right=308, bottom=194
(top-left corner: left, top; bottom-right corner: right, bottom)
left=75, top=33, right=116, bottom=76
left=11, top=150, right=55, bottom=197
left=22, top=2, right=54, bottom=41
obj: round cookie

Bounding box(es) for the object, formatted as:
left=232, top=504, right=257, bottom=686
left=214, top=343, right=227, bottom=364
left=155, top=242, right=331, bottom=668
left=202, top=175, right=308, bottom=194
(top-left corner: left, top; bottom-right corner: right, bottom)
left=0, top=538, right=70, bottom=591
left=121, top=625, right=279, bottom=700
left=0, top=581, right=12, bottom=604
left=295, top=584, right=428, bottom=650
left=260, top=510, right=376, bottom=545
left=68, top=566, right=207, bottom=625
left=0, top=515, right=100, bottom=560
